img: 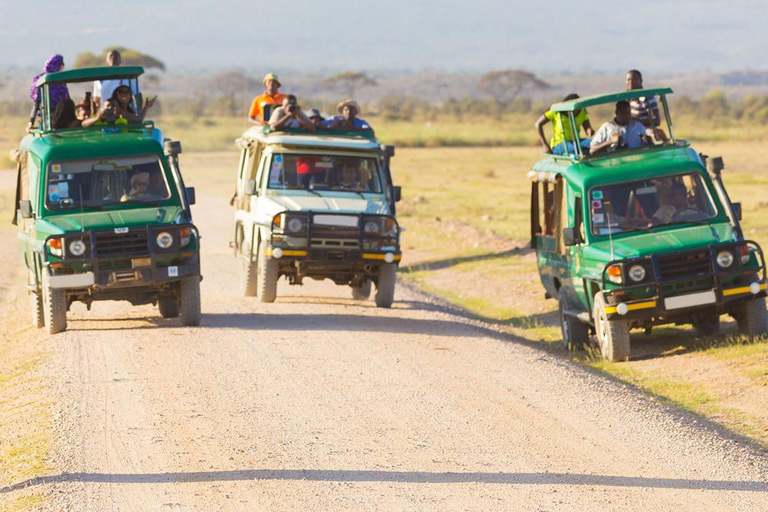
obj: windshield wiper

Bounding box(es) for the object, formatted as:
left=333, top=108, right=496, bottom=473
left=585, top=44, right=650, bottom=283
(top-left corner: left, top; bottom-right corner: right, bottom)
left=333, top=185, right=366, bottom=199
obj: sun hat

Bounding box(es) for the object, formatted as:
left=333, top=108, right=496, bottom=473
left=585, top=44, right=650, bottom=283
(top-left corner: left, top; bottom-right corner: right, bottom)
left=263, top=73, right=281, bottom=87
left=307, top=108, right=323, bottom=119
left=336, top=99, right=360, bottom=114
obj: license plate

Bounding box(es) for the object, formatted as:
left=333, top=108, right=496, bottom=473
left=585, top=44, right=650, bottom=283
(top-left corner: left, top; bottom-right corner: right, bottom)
left=664, top=290, right=716, bottom=310
left=313, top=215, right=359, bottom=227
left=131, top=257, right=151, bottom=268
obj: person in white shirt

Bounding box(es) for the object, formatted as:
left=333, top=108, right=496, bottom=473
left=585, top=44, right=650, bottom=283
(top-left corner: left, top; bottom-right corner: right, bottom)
left=93, top=50, right=140, bottom=109
left=590, top=101, right=650, bottom=154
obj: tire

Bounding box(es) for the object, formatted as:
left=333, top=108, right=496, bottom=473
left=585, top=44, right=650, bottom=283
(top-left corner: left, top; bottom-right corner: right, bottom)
left=558, top=287, right=590, bottom=351
left=30, top=292, right=44, bottom=328
left=257, top=242, right=278, bottom=303
left=241, top=253, right=258, bottom=297
left=158, top=296, right=180, bottom=318
left=693, top=314, right=720, bottom=336
left=42, top=275, right=67, bottom=335
left=351, top=280, right=372, bottom=300
left=733, top=297, right=768, bottom=337
left=592, top=292, right=631, bottom=362
left=375, top=264, right=397, bottom=308
left=179, top=277, right=202, bottom=327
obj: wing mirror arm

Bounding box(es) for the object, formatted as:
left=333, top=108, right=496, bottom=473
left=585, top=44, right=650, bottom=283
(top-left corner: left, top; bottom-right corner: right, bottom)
left=563, top=226, right=581, bottom=246
left=18, top=200, right=32, bottom=219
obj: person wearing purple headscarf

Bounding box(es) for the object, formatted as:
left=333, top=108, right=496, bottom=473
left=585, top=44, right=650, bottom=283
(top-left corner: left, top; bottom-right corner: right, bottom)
left=27, top=54, right=69, bottom=133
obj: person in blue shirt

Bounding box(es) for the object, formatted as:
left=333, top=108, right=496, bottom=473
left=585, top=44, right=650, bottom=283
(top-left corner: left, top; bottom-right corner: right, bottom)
left=321, top=100, right=372, bottom=132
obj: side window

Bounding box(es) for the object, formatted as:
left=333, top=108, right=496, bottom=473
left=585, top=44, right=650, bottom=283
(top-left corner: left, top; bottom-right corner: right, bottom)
left=237, top=149, right=248, bottom=181
left=257, top=153, right=271, bottom=191
left=574, top=196, right=585, bottom=242
left=28, top=154, right=41, bottom=212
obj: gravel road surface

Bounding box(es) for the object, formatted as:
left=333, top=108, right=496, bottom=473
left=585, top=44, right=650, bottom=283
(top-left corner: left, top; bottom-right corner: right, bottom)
left=2, top=183, right=768, bottom=511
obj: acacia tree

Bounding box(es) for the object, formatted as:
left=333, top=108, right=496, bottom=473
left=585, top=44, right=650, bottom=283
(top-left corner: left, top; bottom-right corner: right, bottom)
left=477, top=70, right=550, bottom=104
left=203, top=70, right=261, bottom=116
left=323, top=71, right=377, bottom=99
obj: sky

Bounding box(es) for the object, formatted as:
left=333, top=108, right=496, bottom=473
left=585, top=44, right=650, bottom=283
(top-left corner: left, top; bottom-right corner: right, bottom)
left=1, top=0, right=765, bottom=73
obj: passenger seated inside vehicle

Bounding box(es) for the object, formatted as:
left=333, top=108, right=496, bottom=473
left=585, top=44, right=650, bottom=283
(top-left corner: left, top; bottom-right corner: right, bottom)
left=590, top=101, right=650, bottom=154
left=535, top=93, right=594, bottom=155
left=268, top=95, right=316, bottom=132
left=52, top=99, right=82, bottom=130
left=267, top=154, right=380, bottom=193
left=81, top=99, right=128, bottom=127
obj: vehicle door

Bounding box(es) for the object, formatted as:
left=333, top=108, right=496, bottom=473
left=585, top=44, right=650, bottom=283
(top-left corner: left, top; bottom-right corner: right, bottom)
left=565, top=189, right=589, bottom=310
left=532, top=177, right=566, bottom=298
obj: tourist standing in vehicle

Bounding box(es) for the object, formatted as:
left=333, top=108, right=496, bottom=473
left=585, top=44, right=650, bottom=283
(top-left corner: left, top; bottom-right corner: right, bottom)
left=27, top=54, right=69, bottom=133
left=626, top=69, right=668, bottom=142
left=248, top=73, right=286, bottom=125
left=535, top=93, right=594, bottom=155
left=308, top=108, right=325, bottom=127
left=52, top=99, right=82, bottom=130
left=82, top=99, right=127, bottom=127
left=321, top=100, right=372, bottom=131
left=112, top=84, right=157, bottom=123
left=268, top=95, right=316, bottom=131
left=590, top=101, right=649, bottom=154
left=93, top=50, right=140, bottom=110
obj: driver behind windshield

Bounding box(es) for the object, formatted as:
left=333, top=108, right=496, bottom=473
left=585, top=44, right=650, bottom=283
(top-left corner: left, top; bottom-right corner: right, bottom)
left=651, top=182, right=694, bottom=224
left=121, top=172, right=151, bottom=201
left=339, top=163, right=369, bottom=191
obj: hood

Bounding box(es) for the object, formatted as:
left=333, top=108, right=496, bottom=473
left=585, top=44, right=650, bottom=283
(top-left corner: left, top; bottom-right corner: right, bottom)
left=260, top=191, right=390, bottom=216
left=584, top=223, right=734, bottom=261
left=43, top=206, right=183, bottom=233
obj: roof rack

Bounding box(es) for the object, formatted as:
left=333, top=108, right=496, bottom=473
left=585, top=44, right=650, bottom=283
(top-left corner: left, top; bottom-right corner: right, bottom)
left=261, top=126, right=376, bottom=139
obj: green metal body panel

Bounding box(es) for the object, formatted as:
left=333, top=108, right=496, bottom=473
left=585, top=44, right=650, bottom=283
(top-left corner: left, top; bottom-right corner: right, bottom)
left=35, top=66, right=144, bottom=86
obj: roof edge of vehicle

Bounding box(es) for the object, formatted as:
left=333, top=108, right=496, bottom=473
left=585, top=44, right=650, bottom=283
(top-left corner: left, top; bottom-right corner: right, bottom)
left=35, top=66, right=145, bottom=87
left=239, top=126, right=381, bottom=151
left=549, top=87, right=673, bottom=112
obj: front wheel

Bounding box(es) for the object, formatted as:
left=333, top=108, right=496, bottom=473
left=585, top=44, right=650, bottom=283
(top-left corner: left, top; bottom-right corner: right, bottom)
left=375, top=264, right=397, bottom=308
left=257, top=242, right=278, bottom=303
left=179, top=277, right=201, bottom=327
left=158, top=296, right=180, bottom=318
left=42, top=275, right=67, bottom=335
left=241, top=254, right=258, bottom=297
left=30, top=292, right=44, bottom=328
left=558, top=288, right=589, bottom=351
left=733, top=297, right=768, bottom=337
left=351, top=280, right=372, bottom=300
left=593, top=292, right=630, bottom=362
left=693, top=314, right=720, bottom=336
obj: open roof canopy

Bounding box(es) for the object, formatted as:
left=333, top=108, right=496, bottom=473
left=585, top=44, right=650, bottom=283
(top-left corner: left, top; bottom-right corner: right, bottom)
left=549, top=87, right=673, bottom=112
left=35, top=66, right=144, bottom=87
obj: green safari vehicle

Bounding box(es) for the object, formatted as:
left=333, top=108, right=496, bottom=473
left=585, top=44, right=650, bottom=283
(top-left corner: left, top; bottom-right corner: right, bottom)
left=530, top=88, right=767, bottom=361
left=12, top=66, right=201, bottom=334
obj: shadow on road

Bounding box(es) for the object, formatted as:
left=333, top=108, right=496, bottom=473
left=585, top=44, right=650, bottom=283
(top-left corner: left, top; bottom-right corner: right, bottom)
left=400, top=247, right=531, bottom=274
left=3, top=470, right=766, bottom=493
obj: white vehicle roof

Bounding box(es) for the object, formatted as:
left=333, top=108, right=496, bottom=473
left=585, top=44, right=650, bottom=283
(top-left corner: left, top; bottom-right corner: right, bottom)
left=240, top=127, right=381, bottom=151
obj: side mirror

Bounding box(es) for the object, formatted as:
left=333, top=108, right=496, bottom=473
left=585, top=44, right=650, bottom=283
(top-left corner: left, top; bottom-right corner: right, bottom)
left=245, top=179, right=258, bottom=195
left=185, top=187, right=196, bottom=205
left=19, top=200, right=32, bottom=219
left=732, top=202, right=742, bottom=222
left=563, top=226, right=581, bottom=246
left=393, top=186, right=402, bottom=202
left=381, top=144, right=395, bottom=158
left=164, top=140, right=182, bottom=157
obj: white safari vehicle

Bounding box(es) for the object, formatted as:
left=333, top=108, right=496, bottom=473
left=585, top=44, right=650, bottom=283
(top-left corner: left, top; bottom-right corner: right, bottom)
left=232, top=127, right=402, bottom=307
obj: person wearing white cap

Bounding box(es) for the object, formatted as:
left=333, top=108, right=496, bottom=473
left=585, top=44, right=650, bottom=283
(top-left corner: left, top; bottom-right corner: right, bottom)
left=121, top=172, right=151, bottom=201
left=320, top=100, right=373, bottom=132
left=248, top=73, right=287, bottom=124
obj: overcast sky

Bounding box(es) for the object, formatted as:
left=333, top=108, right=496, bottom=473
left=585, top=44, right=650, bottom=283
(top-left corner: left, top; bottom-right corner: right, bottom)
left=1, top=0, right=764, bottom=73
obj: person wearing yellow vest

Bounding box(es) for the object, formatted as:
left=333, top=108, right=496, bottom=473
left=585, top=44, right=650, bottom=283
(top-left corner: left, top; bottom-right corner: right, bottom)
left=248, top=73, right=287, bottom=125
left=535, top=93, right=594, bottom=156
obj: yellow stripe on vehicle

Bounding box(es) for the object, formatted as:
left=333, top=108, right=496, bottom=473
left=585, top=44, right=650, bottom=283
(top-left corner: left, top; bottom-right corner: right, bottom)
left=604, top=300, right=656, bottom=314
left=723, top=283, right=767, bottom=297
left=362, top=253, right=402, bottom=261
left=265, top=249, right=307, bottom=257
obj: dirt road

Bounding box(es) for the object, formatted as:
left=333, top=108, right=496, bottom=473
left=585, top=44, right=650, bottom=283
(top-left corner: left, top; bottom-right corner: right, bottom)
left=2, top=178, right=768, bottom=510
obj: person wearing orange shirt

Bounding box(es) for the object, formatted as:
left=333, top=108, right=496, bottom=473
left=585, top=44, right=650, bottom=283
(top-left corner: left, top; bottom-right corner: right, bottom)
left=248, top=73, right=286, bottom=124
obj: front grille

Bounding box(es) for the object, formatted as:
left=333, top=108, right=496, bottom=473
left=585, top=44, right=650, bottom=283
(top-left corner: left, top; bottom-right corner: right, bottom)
left=311, top=225, right=359, bottom=238
left=657, top=250, right=712, bottom=281
left=94, top=229, right=149, bottom=258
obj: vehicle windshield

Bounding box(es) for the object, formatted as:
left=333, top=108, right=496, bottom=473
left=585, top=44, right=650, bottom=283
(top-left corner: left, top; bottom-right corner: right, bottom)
left=267, top=153, right=383, bottom=193
left=46, top=155, right=171, bottom=210
left=589, top=173, right=718, bottom=236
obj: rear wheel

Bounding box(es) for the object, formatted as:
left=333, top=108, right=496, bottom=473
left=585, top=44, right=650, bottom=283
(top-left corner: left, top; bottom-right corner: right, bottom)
left=30, top=292, right=44, bottom=328
left=733, top=297, right=768, bottom=337
left=593, top=292, right=630, bottom=362
left=375, top=264, right=397, bottom=308
left=351, top=280, right=372, bottom=300
left=558, top=288, right=589, bottom=351
left=179, top=277, right=201, bottom=327
left=158, top=296, right=180, bottom=318
left=257, top=241, right=278, bottom=303
left=42, top=275, right=67, bottom=335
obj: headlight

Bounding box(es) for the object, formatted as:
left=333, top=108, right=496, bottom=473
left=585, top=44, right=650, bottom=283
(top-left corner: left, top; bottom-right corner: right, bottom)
left=628, top=264, right=646, bottom=282
left=47, top=237, right=63, bottom=257
left=606, top=264, right=623, bottom=284
left=156, top=231, right=174, bottom=249
left=716, top=250, right=734, bottom=268
left=286, top=217, right=304, bottom=234
left=364, top=220, right=380, bottom=235
left=68, top=239, right=86, bottom=257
